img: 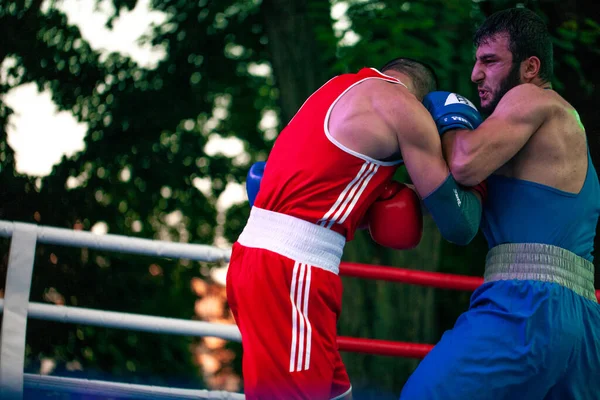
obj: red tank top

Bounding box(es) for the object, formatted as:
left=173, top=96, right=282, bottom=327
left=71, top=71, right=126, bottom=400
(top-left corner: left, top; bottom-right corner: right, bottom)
left=254, top=68, right=405, bottom=241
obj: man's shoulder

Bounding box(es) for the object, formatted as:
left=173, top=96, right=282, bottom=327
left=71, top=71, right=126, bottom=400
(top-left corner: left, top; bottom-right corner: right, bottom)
left=352, top=75, right=408, bottom=93
left=505, top=83, right=551, bottom=99
left=350, top=79, right=418, bottom=114
left=347, top=80, right=431, bottom=143
left=507, top=83, right=567, bottom=106
left=499, top=83, right=559, bottom=117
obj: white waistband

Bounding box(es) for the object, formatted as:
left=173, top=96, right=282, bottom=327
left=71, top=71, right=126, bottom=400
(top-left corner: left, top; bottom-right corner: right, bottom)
left=237, top=207, right=346, bottom=274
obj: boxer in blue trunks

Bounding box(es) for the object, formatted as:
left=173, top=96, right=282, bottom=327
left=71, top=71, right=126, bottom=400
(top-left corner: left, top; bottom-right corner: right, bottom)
left=400, top=8, right=600, bottom=400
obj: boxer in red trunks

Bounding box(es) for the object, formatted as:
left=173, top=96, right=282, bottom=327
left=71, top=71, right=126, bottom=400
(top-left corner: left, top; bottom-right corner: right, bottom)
left=227, top=58, right=486, bottom=399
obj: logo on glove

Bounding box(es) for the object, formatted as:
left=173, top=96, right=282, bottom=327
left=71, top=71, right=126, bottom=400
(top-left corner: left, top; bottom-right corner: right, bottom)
left=444, top=93, right=477, bottom=110
left=442, top=115, right=474, bottom=129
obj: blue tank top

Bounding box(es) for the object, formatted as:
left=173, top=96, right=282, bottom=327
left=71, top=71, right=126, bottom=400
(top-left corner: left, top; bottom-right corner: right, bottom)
left=480, top=150, right=600, bottom=261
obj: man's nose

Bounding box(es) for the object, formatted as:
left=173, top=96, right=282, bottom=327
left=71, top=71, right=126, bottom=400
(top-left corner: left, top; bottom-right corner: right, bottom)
left=471, top=62, right=484, bottom=84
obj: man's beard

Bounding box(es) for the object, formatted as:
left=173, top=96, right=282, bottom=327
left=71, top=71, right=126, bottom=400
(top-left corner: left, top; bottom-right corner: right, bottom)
left=481, top=63, right=521, bottom=115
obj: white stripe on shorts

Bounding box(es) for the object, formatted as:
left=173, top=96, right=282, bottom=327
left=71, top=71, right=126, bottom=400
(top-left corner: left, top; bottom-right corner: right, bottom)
left=289, top=262, right=312, bottom=372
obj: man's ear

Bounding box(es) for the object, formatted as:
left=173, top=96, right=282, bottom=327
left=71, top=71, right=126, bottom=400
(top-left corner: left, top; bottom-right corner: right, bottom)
left=521, top=56, right=541, bottom=81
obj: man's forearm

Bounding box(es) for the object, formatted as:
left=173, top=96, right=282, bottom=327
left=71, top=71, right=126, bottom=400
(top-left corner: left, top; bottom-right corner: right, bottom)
left=442, top=129, right=483, bottom=186
left=422, top=174, right=482, bottom=245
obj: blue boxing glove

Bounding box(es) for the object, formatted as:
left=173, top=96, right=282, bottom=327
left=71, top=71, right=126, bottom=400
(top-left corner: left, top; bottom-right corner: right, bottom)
left=423, top=91, right=483, bottom=134
left=246, top=161, right=265, bottom=207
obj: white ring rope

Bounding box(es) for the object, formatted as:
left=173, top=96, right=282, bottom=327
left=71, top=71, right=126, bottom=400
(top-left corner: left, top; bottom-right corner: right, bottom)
left=0, top=220, right=232, bottom=263
left=0, top=300, right=242, bottom=342
left=23, top=373, right=245, bottom=399
left=0, top=220, right=243, bottom=399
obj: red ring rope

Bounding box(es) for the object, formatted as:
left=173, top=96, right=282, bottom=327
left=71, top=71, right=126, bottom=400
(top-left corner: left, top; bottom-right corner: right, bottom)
left=337, top=336, right=433, bottom=359
left=337, top=261, right=600, bottom=358
left=340, top=262, right=482, bottom=291
left=339, top=261, right=600, bottom=301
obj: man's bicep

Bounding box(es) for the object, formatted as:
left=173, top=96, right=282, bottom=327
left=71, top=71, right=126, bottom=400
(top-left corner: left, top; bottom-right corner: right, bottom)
left=448, top=87, right=547, bottom=185
left=472, top=110, right=540, bottom=166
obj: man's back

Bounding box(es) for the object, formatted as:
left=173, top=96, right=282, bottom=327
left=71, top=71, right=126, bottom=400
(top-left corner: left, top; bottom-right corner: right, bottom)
left=328, top=78, right=408, bottom=162
left=255, top=68, right=403, bottom=240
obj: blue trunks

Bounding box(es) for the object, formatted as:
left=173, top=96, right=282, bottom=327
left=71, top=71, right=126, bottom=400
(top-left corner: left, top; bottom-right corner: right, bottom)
left=400, top=243, right=600, bottom=400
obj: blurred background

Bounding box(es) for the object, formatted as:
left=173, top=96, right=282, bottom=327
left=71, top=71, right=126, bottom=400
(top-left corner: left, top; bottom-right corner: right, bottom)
left=0, top=0, right=598, bottom=398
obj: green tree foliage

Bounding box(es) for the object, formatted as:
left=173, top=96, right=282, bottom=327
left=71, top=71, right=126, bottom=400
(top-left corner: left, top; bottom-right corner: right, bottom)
left=1, top=0, right=273, bottom=390
left=0, top=0, right=598, bottom=398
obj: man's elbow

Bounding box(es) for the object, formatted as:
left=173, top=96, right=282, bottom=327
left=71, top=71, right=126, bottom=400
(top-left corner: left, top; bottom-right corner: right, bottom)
left=440, top=222, right=478, bottom=246
left=450, top=157, right=481, bottom=187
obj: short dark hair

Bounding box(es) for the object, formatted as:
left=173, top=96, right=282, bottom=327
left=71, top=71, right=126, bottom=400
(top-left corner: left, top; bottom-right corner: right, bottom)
left=380, top=57, right=439, bottom=99
left=473, top=8, right=553, bottom=82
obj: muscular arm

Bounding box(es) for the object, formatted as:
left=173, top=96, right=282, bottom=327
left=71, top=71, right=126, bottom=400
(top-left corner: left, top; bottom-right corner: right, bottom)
left=391, top=97, right=482, bottom=245
left=443, top=84, right=549, bottom=186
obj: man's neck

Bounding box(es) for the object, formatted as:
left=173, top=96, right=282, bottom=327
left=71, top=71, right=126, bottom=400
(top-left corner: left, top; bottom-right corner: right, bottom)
left=384, top=71, right=416, bottom=95
left=527, top=77, right=552, bottom=90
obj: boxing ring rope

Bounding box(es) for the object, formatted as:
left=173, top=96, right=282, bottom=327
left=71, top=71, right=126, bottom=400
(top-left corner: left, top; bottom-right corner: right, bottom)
left=0, top=221, right=237, bottom=400
left=340, top=261, right=600, bottom=300
left=22, top=374, right=245, bottom=399
left=0, top=220, right=598, bottom=399
left=0, top=300, right=242, bottom=342
left=339, top=262, right=483, bottom=291
left=0, top=220, right=231, bottom=262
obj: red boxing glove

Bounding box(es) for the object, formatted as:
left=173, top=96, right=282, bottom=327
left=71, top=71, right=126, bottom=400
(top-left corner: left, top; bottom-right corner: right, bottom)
left=470, top=180, right=488, bottom=202
left=367, top=181, right=423, bottom=250
left=357, top=182, right=401, bottom=230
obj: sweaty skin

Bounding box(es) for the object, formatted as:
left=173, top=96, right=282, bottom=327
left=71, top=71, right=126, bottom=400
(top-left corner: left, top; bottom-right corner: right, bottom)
left=443, top=35, right=588, bottom=192
left=328, top=74, right=460, bottom=200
